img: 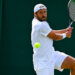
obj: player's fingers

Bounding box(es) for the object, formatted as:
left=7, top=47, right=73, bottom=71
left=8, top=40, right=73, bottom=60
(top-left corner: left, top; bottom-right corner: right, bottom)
left=68, top=34, right=71, bottom=38
left=69, top=34, right=72, bottom=38
left=66, top=27, right=72, bottom=31
left=66, top=31, right=71, bottom=38
left=67, top=30, right=72, bottom=33
left=68, top=27, right=73, bottom=31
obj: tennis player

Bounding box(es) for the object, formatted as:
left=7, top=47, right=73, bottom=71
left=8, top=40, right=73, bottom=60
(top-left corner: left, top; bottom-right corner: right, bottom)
left=31, top=4, right=75, bottom=75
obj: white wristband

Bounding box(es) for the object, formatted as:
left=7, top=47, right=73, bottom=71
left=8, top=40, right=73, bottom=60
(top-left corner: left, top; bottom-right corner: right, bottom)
left=62, top=33, right=66, bottom=39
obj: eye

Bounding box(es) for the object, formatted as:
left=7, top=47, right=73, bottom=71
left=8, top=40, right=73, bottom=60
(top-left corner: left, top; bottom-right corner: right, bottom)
left=38, top=10, right=47, bottom=14
left=44, top=11, right=47, bottom=13
left=39, top=11, right=43, bottom=14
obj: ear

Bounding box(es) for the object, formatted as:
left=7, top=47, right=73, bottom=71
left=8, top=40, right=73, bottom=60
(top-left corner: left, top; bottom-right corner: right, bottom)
left=34, top=13, right=37, bottom=17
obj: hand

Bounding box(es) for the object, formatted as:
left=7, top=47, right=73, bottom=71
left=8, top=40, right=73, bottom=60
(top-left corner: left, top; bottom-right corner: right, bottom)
left=66, top=27, right=73, bottom=33
left=66, top=30, right=72, bottom=38
left=66, top=27, right=73, bottom=38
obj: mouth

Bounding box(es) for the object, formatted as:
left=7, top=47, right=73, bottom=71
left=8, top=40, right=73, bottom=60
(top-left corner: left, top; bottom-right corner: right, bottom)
left=42, top=17, right=46, bottom=19
left=42, top=16, right=46, bottom=18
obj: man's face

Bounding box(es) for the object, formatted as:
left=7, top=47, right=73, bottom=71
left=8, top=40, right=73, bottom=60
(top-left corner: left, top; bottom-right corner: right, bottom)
left=34, top=9, right=47, bottom=21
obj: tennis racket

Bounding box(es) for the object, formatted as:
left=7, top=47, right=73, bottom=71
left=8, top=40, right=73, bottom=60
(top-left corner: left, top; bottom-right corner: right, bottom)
left=68, top=0, right=75, bottom=27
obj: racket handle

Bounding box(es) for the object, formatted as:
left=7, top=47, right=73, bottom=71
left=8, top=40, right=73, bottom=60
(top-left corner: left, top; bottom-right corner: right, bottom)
left=69, top=25, right=72, bottom=27
left=69, top=21, right=73, bottom=27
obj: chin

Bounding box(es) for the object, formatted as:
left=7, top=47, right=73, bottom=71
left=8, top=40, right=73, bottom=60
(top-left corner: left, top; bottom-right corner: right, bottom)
left=42, top=18, right=47, bottom=21
left=38, top=18, right=47, bottom=21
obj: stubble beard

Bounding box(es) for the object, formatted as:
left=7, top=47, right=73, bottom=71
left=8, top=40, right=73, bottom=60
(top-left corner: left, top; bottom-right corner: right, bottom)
left=37, top=17, right=47, bottom=21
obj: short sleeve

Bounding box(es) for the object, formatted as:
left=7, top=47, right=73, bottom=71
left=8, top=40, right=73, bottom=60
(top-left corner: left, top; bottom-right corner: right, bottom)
left=40, top=22, right=52, bottom=37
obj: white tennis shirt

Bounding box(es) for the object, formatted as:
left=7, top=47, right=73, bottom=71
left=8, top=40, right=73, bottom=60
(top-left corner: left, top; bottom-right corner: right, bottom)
left=31, top=18, right=55, bottom=70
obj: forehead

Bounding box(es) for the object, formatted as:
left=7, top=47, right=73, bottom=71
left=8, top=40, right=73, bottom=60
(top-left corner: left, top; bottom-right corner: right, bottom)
left=37, top=9, right=47, bottom=12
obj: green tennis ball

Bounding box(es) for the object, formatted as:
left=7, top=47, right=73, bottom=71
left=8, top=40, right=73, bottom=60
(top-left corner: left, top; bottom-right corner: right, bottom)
left=34, top=42, right=40, bottom=48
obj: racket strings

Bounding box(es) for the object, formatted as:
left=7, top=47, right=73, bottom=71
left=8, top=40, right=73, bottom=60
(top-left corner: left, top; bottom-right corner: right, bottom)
left=69, top=1, right=75, bottom=21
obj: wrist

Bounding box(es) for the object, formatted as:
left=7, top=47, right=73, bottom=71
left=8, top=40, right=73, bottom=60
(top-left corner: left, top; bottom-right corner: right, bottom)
left=62, top=33, right=66, bottom=39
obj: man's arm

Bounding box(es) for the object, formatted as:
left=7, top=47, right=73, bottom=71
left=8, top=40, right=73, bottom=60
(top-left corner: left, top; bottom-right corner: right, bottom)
left=47, top=30, right=66, bottom=40
left=47, top=28, right=72, bottom=41
left=52, top=29, right=67, bottom=34
left=52, top=27, right=72, bottom=34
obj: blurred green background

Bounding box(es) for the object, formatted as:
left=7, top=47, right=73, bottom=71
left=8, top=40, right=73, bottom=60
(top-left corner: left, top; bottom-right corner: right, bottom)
left=0, top=0, right=75, bottom=75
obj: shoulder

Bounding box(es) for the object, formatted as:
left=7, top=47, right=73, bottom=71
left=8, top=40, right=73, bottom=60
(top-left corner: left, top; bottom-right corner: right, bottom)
left=32, top=18, right=49, bottom=29
left=40, top=21, right=50, bottom=28
left=41, top=21, right=48, bottom=25
left=32, top=18, right=42, bottom=28
left=32, top=18, right=41, bottom=25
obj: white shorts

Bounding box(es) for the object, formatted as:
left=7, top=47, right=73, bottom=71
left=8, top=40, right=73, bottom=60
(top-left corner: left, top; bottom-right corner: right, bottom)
left=34, top=51, right=68, bottom=75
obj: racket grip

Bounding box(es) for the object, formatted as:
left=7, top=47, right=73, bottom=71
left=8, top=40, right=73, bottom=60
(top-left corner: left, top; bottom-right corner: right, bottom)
left=69, top=21, right=73, bottom=27
left=69, top=25, right=72, bottom=27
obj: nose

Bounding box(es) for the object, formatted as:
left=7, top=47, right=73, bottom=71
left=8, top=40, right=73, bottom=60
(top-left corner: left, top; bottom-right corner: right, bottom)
left=42, top=12, right=46, bottom=17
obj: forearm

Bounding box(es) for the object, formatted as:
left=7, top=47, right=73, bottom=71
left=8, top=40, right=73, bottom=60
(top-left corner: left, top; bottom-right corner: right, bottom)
left=53, top=29, right=67, bottom=34
left=50, top=33, right=64, bottom=41
left=47, top=27, right=72, bottom=41
left=47, top=31, right=66, bottom=41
